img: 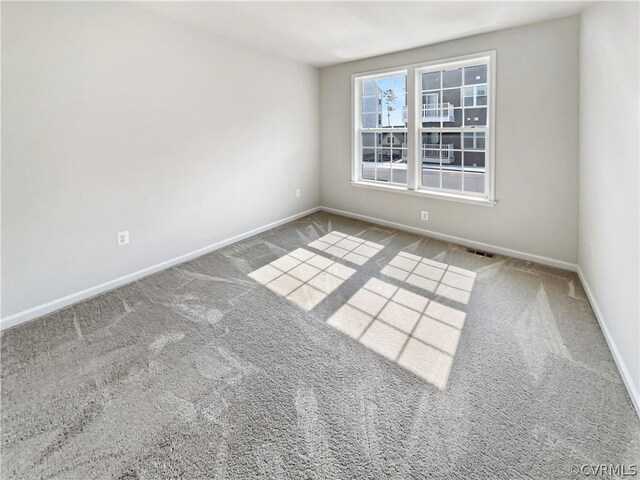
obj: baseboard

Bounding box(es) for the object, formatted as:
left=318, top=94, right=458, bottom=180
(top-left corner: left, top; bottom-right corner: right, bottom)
left=0, top=205, right=578, bottom=329
left=319, top=206, right=577, bottom=271
left=320, top=206, right=638, bottom=416
left=576, top=266, right=640, bottom=417
left=0, top=207, right=321, bottom=331
left=5, top=204, right=635, bottom=417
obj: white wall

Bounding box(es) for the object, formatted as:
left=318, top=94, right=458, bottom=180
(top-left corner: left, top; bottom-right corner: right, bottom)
left=320, top=17, right=579, bottom=265
left=578, top=2, right=639, bottom=411
left=1, top=2, right=319, bottom=319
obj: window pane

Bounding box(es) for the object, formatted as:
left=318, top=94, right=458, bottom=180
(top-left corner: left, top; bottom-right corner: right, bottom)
left=464, top=172, right=485, bottom=193
left=362, top=132, right=375, bottom=148
left=422, top=149, right=441, bottom=164
left=392, top=75, right=406, bottom=92
left=362, top=162, right=375, bottom=181
left=378, top=148, right=391, bottom=163
left=362, top=96, right=377, bottom=113
left=441, top=132, right=461, bottom=150
left=377, top=132, right=398, bottom=148
left=476, top=134, right=486, bottom=150
left=443, top=88, right=461, bottom=108
left=443, top=109, right=462, bottom=127
left=463, top=86, right=475, bottom=106
left=442, top=68, right=462, bottom=88
left=394, top=148, right=408, bottom=164
left=391, top=148, right=407, bottom=164
left=386, top=110, right=406, bottom=127
left=376, top=148, right=391, bottom=182
left=422, top=169, right=440, bottom=188
left=376, top=169, right=391, bottom=182
left=465, top=65, right=487, bottom=85
left=463, top=133, right=473, bottom=149
left=422, top=95, right=460, bottom=126
left=392, top=132, right=407, bottom=148
left=392, top=168, right=406, bottom=184
left=464, top=151, right=485, bottom=169
left=442, top=171, right=463, bottom=191
left=423, top=92, right=440, bottom=105
left=377, top=75, right=407, bottom=128
left=464, top=132, right=485, bottom=150
left=362, top=148, right=375, bottom=163
left=422, top=72, right=440, bottom=90
left=421, top=137, right=461, bottom=167
left=422, top=120, right=440, bottom=128
left=463, top=85, right=488, bottom=107
left=361, top=74, right=407, bottom=128
left=386, top=131, right=408, bottom=183
left=363, top=80, right=377, bottom=96
left=392, top=145, right=407, bottom=184
left=362, top=113, right=376, bottom=128
left=442, top=151, right=462, bottom=169
left=421, top=92, right=445, bottom=126
left=464, top=108, right=487, bottom=126
left=423, top=132, right=440, bottom=147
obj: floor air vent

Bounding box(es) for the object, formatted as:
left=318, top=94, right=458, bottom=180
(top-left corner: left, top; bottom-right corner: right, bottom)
left=466, top=248, right=494, bottom=258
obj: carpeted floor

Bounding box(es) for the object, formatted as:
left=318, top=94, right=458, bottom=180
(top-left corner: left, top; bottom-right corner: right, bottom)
left=2, top=212, right=638, bottom=479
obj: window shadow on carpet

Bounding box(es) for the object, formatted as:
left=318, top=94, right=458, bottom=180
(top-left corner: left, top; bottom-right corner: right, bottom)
left=248, top=236, right=474, bottom=390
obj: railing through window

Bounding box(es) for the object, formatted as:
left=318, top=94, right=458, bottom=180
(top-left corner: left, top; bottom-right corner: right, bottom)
left=422, top=103, right=455, bottom=122
left=423, top=144, right=455, bottom=164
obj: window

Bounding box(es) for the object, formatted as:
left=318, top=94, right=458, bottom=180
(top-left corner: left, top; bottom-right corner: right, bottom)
left=359, top=73, right=407, bottom=184
left=352, top=52, right=495, bottom=204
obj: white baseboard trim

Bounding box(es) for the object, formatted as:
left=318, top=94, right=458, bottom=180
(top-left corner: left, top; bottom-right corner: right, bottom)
left=6, top=203, right=635, bottom=417
left=576, top=266, right=640, bottom=417
left=319, top=206, right=577, bottom=271
left=1, top=207, right=321, bottom=331
left=321, top=206, right=638, bottom=416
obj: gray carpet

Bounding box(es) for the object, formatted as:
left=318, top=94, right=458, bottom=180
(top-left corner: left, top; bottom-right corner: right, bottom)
left=1, top=212, right=638, bottom=479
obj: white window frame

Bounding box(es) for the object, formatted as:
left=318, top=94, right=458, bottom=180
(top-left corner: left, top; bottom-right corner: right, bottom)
left=354, top=69, right=408, bottom=186
left=351, top=51, right=496, bottom=207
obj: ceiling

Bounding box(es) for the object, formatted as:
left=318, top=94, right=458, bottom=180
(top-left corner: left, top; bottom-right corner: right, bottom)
left=137, top=1, right=591, bottom=67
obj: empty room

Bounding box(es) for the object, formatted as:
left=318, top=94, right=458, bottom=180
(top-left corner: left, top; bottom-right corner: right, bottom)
left=1, top=1, right=639, bottom=478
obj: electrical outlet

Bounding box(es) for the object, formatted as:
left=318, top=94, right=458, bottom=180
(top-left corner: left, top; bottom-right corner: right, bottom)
left=421, top=211, right=429, bottom=221
left=295, top=188, right=301, bottom=198
left=117, top=231, right=129, bottom=247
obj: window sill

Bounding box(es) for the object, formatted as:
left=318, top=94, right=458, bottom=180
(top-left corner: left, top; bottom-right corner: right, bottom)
left=350, top=181, right=497, bottom=207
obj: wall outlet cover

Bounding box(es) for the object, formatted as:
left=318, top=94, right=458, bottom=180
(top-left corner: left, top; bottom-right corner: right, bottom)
left=117, top=231, right=129, bottom=247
